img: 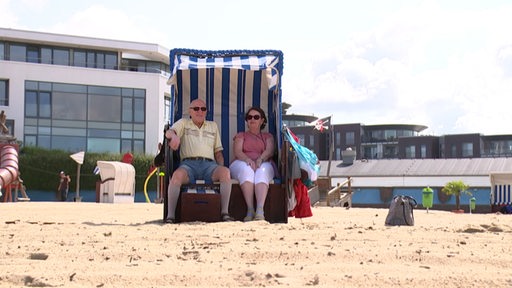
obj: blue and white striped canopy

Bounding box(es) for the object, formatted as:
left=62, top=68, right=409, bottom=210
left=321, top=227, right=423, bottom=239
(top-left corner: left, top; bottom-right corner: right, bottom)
left=490, top=173, right=512, bottom=205
left=167, top=49, right=284, bottom=166
left=167, top=49, right=282, bottom=90
left=492, top=184, right=511, bottom=205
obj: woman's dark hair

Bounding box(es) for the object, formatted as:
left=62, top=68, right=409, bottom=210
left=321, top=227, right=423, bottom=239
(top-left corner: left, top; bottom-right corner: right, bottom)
left=245, top=107, right=267, bottom=130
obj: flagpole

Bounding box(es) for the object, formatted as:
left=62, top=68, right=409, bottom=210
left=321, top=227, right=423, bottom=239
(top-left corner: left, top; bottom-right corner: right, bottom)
left=326, top=115, right=333, bottom=178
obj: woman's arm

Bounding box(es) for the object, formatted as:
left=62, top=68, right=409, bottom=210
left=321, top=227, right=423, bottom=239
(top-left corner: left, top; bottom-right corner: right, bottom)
left=259, top=134, right=275, bottom=161
left=233, top=134, right=250, bottom=163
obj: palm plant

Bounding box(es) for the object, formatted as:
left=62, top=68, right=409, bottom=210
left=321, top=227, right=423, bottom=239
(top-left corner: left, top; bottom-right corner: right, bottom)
left=442, top=180, right=471, bottom=211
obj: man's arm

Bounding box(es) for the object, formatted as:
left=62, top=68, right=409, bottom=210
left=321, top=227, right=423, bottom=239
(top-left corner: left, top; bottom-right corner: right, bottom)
left=214, top=150, right=224, bottom=166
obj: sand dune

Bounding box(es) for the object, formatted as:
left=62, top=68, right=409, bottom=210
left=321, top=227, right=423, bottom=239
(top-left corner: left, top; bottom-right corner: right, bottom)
left=1, top=202, right=511, bottom=287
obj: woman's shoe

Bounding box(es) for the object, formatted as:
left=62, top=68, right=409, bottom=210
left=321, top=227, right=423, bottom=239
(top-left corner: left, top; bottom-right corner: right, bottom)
left=254, top=213, right=265, bottom=221
left=244, top=209, right=255, bottom=222
left=254, top=207, right=265, bottom=221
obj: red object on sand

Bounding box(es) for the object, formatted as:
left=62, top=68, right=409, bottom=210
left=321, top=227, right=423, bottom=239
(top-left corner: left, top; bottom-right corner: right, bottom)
left=288, top=179, right=313, bottom=218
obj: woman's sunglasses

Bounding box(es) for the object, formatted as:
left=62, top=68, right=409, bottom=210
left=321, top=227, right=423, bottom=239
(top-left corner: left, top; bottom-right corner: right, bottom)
left=246, top=114, right=261, bottom=120
left=190, top=107, right=207, bottom=112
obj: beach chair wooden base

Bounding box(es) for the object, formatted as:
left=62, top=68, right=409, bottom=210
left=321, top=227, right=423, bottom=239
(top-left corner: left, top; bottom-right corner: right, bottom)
left=229, top=184, right=287, bottom=223
left=178, top=193, right=221, bottom=223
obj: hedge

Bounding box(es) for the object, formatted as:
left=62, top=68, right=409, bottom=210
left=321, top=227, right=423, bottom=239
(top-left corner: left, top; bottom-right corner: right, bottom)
left=17, top=146, right=161, bottom=193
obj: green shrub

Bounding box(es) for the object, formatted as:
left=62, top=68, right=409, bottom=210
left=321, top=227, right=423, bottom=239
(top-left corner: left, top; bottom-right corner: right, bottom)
left=18, top=146, right=161, bottom=192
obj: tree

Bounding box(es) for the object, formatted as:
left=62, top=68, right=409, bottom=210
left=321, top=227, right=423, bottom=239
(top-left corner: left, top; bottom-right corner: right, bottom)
left=441, top=180, right=471, bottom=211
left=282, top=102, right=291, bottom=115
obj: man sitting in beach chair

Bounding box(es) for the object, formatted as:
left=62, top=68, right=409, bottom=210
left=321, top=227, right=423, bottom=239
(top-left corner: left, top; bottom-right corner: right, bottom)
left=163, top=99, right=234, bottom=224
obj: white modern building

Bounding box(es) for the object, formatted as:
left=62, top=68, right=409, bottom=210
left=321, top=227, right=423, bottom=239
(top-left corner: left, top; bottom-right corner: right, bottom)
left=0, top=27, right=171, bottom=154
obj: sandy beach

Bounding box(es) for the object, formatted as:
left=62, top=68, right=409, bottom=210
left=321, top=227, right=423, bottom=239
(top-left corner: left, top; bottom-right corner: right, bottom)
left=1, top=202, right=511, bottom=287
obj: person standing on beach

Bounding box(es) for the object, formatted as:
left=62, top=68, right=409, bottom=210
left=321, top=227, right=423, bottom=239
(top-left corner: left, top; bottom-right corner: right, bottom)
left=58, top=171, right=71, bottom=201
left=164, top=99, right=233, bottom=223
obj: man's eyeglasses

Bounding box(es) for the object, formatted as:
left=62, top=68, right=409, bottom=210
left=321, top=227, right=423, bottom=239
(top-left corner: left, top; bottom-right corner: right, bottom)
left=246, top=114, right=261, bottom=120
left=190, top=107, right=207, bottom=112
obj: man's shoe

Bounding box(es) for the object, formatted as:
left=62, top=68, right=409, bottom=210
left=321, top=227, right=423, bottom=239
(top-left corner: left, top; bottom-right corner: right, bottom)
left=221, top=213, right=234, bottom=222
left=164, top=218, right=176, bottom=224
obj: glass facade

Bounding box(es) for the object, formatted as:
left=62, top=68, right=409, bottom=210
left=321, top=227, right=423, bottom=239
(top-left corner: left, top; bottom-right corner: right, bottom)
left=364, top=128, right=415, bottom=142
left=1, top=41, right=122, bottom=70
left=1, top=40, right=170, bottom=75
left=121, top=58, right=169, bottom=75
left=24, top=81, right=145, bottom=153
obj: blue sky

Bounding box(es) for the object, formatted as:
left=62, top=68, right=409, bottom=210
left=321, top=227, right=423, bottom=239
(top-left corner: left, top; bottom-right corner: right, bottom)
left=2, top=0, right=512, bottom=135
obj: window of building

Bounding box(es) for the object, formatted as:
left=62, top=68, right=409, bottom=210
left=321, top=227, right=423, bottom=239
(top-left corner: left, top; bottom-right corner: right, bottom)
left=405, top=145, right=416, bottom=159
left=88, top=94, right=121, bottom=122
left=105, top=53, right=117, bottom=69
left=87, top=51, right=96, bottom=67
left=309, top=135, right=314, bottom=147
left=4, top=42, right=123, bottom=72
left=25, top=90, right=51, bottom=117
left=0, top=80, right=8, bottom=106
left=5, top=119, right=14, bottom=135
left=451, top=144, right=457, bottom=157
left=383, top=145, right=397, bottom=159
left=384, top=130, right=396, bottom=141
left=24, top=81, right=145, bottom=153
left=489, top=141, right=499, bottom=155
left=421, top=144, right=427, bottom=158
left=73, top=50, right=87, bottom=67
left=133, top=98, right=144, bottom=123
left=39, top=92, right=51, bottom=118
left=41, top=48, right=52, bottom=64
left=164, top=95, right=171, bottom=124
left=397, top=129, right=414, bottom=137
left=53, top=92, right=86, bottom=120
left=0, top=42, right=4, bottom=60
left=508, top=141, right=512, bottom=154
left=335, top=132, right=341, bottom=146
left=9, top=44, right=26, bottom=62
left=27, top=46, right=40, bottom=63
left=364, top=145, right=378, bottom=159
left=462, top=142, right=473, bottom=157
left=53, top=48, right=69, bottom=66
left=99, top=53, right=109, bottom=69
left=72, top=50, right=118, bottom=69
left=345, top=131, right=355, bottom=145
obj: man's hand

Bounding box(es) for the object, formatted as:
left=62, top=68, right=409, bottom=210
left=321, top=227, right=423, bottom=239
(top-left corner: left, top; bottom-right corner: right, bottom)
left=165, top=130, right=180, bottom=150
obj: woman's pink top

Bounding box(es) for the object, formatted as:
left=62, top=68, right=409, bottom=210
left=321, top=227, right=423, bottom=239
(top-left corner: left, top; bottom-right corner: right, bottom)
left=234, top=131, right=273, bottom=161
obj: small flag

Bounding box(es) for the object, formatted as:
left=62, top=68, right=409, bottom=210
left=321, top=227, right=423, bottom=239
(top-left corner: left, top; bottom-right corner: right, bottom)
left=309, top=116, right=331, bottom=132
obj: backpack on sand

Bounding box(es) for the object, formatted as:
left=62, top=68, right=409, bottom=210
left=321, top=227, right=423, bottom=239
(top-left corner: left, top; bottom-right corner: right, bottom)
left=385, top=195, right=417, bottom=226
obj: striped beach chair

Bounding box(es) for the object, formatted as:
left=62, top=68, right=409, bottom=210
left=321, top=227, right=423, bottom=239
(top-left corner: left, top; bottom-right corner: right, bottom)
left=489, top=172, right=512, bottom=212
left=162, top=49, right=288, bottom=223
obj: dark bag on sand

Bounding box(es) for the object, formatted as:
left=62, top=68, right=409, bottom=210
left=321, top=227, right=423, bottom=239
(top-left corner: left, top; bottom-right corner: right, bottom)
left=385, top=195, right=417, bottom=226
left=500, top=204, right=512, bottom=214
